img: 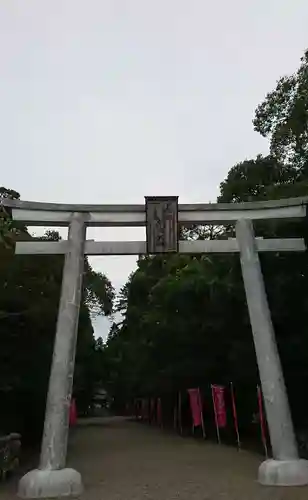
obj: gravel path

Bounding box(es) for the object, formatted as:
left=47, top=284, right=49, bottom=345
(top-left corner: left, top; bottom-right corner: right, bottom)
left=1, top=417, right=308, bottom=499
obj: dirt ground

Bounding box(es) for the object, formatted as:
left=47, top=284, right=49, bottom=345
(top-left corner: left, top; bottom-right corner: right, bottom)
left=1, top=416, right=308, bottom=499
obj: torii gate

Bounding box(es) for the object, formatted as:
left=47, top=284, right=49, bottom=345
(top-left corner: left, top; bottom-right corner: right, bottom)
left=3, top=195, right=308, bottom=498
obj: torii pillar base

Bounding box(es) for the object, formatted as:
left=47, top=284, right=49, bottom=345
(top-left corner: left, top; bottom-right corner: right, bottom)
left=258, top=459, right=308, bottom=486
left=17, top=468, right=83, bottom=498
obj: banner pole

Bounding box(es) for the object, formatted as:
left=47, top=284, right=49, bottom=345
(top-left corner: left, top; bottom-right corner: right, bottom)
left=178, top=392, right=183, bottom=435
left=173, top=404, right=177, bottom=432
left=230, top=382, right=241, bottom=450
left=157, top=398, right=163, bottom=429
left=257, top=385, right=268, bottom=458
left=211, top=385, right=221, bottom=444
left=199, top=388, right=206, bottom=439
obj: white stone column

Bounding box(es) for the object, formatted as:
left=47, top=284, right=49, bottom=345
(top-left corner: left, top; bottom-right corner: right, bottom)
left=18, top=213, right=87, bottom=498
left=236, top=218, right=308, bottom=486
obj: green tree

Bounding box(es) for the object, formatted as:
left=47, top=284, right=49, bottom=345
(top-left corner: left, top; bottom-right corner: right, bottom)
left=253, top=49, right=308, bottom=170
left=0, top=187, right=114, bottom=442
left=218, top=155, right=305, bottom=203
left=105, top=134, right=308, bottom=435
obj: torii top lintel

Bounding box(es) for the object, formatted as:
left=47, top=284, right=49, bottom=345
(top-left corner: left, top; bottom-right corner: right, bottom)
left=2, top=195, right=307, bottom=227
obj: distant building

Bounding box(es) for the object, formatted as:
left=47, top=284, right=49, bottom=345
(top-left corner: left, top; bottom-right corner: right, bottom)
left=93, top=388, right=109, bottom=409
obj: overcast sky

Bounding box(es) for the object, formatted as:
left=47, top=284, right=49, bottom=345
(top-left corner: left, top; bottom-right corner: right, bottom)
left=1, top=1, right=307, bottom=337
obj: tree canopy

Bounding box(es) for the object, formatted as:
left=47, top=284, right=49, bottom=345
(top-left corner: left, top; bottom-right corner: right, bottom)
left=254, top=50, right=308, bottom=170
left=0, top=188, right=114, bottom=442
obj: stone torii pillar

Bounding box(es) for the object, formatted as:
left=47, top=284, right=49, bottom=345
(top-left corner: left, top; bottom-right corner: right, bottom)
left=236, top=219, right=308, bottom=486
left=18, top=213, right=87, bottom=499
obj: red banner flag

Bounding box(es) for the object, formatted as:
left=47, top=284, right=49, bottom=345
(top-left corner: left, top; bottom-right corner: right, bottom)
left=69, top=398, right=77, bottom=426
left=211, top=385, right=227, bottom=428
left=257, top=385, right=268, bottom=457
left=188, top=388, right=202, bottom=427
